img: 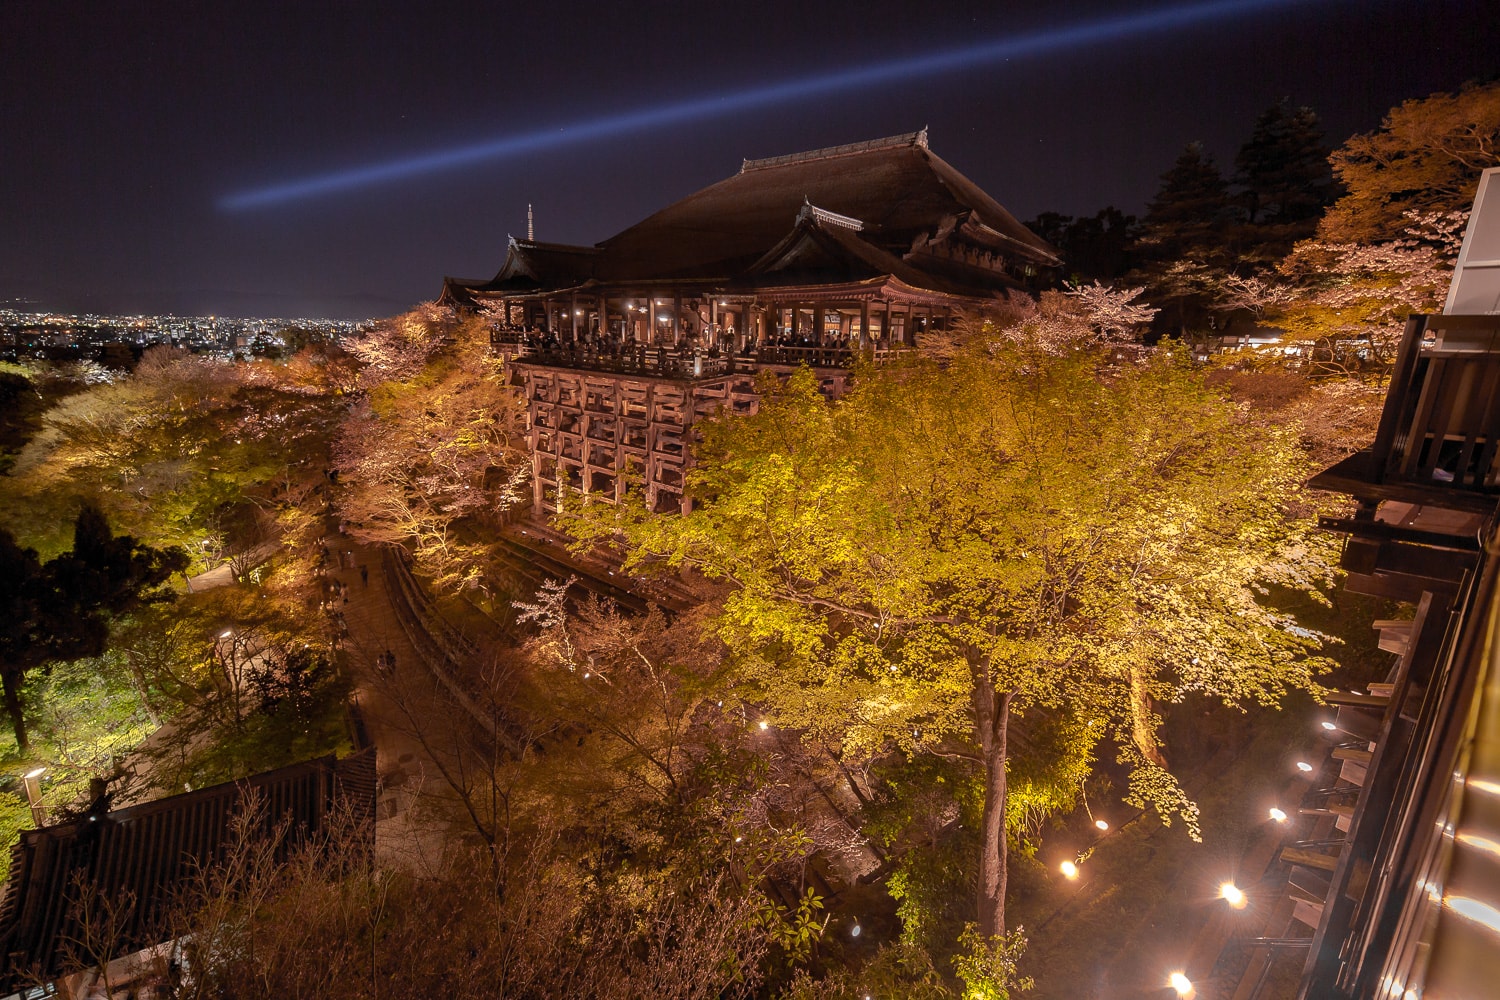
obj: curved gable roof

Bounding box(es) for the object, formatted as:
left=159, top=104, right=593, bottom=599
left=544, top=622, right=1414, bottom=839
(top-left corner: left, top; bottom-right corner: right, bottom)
left=594, top=131, right=1058, bottom=282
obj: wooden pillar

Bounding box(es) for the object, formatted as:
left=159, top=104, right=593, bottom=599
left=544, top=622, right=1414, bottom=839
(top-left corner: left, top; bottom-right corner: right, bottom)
left=813, top=305, right=825, bottom=346
left=570, top=293, right=579, bottom=342
left=673, top=292, right=682, bottom=346
left=859, top=301, right=870, bottom=351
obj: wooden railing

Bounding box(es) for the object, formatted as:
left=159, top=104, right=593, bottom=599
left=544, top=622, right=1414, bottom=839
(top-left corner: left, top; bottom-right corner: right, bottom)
left=493, top=333, right=911, bottom=378
left=1373, top=315, right=1500, bottom=499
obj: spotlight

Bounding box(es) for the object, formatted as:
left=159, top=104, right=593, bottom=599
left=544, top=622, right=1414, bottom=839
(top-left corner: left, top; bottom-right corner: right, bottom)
left=1095, top=819, right=1109, bottom=831
left=1269, top=807, right=1288, bottom=823
left=1320, top=721, right=1337, bottom=731
left=1220, top=882, right=1247, bottom=909
left=1060, top=860, right=1079, bottom=880
left=1297, top=761, right=1314, bottom=772
left=1169, top=972, right=1194, bottom=997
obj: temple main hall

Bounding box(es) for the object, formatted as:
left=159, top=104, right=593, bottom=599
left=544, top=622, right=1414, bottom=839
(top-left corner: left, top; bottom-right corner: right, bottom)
left=441, top=129, right=1059, bottom=515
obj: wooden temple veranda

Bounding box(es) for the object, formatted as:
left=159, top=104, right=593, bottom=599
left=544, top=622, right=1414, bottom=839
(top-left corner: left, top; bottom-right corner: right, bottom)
left=439, top=130, right=1061, bottom=515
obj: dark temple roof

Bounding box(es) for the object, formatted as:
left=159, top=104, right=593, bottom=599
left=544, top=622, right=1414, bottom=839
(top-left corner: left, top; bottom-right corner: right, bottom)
left=0, top=749, right=376, bottom=990
left=442, top=130, right=1059, bottom=304
left=596, top=130, right=1058, bottom=281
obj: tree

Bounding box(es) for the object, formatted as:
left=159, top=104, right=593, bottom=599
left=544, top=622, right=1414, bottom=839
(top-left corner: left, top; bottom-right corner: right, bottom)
left=148, top=804, right=770, bottom=1000
left=0, top=505, right=184, bottom=752
left=334, top=307, right=529, bottom=593
left=1320, top=79, right=1500, bottom=243
left=1233, top=100, right=1337, bottom=260
left=4, top=346, right=342, bottom=561
left=1134, top=143, right=1237, bottom=339
left=1273, top=209, right=1466, bottom=376
left=1138, top=142, right=1234, bottom=267
left=1061, top=281, right=1158, bottom=340
left=561, top=333, right=1328, bottom=958
left=1023, top=208, right=1139, bottom=283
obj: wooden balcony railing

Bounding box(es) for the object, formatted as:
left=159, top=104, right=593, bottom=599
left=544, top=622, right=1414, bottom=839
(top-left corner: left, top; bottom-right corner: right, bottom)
left=1313, top=315, right=1500, bottom=513
left=492, top=329, right=910, bottom=379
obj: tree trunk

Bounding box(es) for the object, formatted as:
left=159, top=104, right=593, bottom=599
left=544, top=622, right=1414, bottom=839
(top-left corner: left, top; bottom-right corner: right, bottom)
left=2, top=668, right=30, bottom=754
left=977, top=683, right=1013, bottom=939
left=1130, top=659, right=1169, bottom=768
left=125, top=653, right=163, bottom=727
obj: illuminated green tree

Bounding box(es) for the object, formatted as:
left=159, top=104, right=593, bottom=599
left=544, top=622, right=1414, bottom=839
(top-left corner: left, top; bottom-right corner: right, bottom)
left=3, top=347, right=342, bottom=561
left=563, top=329, right=1329, bottom=950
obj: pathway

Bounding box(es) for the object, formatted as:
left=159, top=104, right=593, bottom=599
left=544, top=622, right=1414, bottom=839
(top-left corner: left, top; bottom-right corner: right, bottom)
left=315, top=532, right=465, bottom=871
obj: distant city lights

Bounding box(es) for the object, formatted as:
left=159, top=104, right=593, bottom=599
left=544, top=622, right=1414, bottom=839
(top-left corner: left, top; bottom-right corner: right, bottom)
left=0, top=307, right=371, bottom=362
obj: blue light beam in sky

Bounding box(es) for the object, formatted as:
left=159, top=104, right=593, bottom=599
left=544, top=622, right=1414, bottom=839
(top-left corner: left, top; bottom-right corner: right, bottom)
left=220, top=0, right=1320, bottom=211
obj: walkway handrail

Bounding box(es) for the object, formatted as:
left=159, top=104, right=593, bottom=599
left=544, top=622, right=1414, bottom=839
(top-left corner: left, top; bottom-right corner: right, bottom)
left=378, top=544, right=524, bottom=756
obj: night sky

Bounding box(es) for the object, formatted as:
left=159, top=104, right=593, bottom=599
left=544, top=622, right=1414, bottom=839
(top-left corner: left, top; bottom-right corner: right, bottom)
left=3, top=0, right=1497, bottom=319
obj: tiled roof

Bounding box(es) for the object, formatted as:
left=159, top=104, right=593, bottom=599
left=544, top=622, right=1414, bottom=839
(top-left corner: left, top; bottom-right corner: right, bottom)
left=443, top=132, right=1058, bottom=303
left=0, top=749, right=376, bottom=990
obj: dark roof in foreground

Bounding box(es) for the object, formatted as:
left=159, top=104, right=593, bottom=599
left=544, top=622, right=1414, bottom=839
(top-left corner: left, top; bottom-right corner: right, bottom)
left=0, top=749, right=376, bottom=991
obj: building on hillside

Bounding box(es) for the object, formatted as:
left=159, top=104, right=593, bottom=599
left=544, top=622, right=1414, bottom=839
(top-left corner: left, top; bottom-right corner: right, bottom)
left=440, top=129, right=1061, bottom=516
left=0, top=750, right=376, bottom=998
